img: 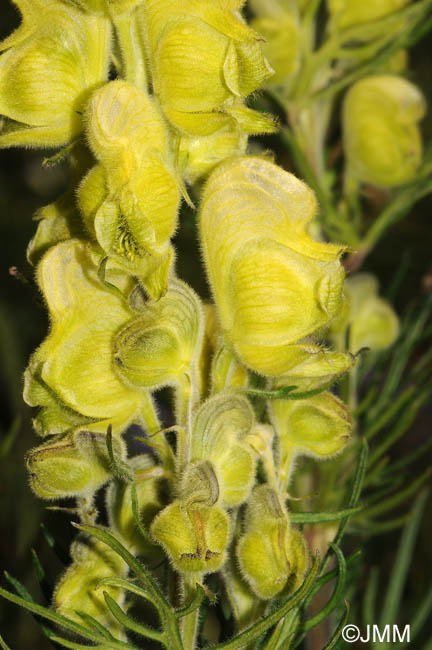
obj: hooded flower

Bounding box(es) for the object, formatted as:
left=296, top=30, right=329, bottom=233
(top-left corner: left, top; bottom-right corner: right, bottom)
left=0, top=0, right=110, bottom=147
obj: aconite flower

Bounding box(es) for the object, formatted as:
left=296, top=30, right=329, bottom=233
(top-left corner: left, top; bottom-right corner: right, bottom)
left=332, top=273, right=400, bottom=352
left=343, top=75, right=425, bottom=188
left=114, top=278, right=203, bottom=389
left=24, top=240, right=154, bottom=435
left=189, top=393, right=256, bottom=506
left=327, top=0, right=410, bottom=31
left=54, top=535, right=127, bottom=637
left=270, top=391, right=352, bottom=485
left=151, top=462, right=230, bottom=574
left=200, top=156, right=353, bottom=381
left=79, top=80, right=180, bottom=298
left=237, top=485, right=308, bottom=599
left=139, top=0, right=275, bottom=136
left=27, top=431, right=126, bottom=499
left=0, top=0, right=110, bottom=148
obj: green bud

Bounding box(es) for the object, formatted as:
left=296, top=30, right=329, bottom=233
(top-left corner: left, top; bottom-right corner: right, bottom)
left=54, top=534, right=127, bottom=637
left=237, top=486, right=308, bottom=599
left=270, top=391, right=352, bottom=460
left=26, top=430, right=125, bottom=499
left=114, top=279, right=204, bottom=389
left=343, top=74, right=425, bottom=188
left=107, top=455, right=165, bottom=556
left=0, top=1, right=111, bottom=148
left=190, top=394, right=256, bottom=506
left=151, top=499, right=230, bottom=574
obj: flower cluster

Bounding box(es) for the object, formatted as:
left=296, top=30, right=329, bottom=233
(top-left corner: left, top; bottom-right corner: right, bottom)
left=4, top=0, right=403, bottom=640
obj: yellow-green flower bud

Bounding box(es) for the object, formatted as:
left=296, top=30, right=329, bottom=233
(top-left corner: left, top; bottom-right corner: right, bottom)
left=0, top=1, right=111, bottom=148
left=54, top=535, right=127, bottom=637
left=333, top=273, right=399, bottom=351
left=150, top=500, right=230, bottom=574
left=200, top=156, right=352, bottom=379
left=80, top=80, right=180, bottom=298
left=107, top=454, right=165, bottom=556
left=26, top=430, right=125, bottom=499
left=270, top=391, right=352, bottom=461
left=327, top=0, right=410, bottom=31
left=343, top=75, right=425, bottom=188
left=237, top=486, right=308, bottom=599
left=139, top=0, right=275, bottom=136
left=24, top=240, right=152, bottom=434
left=114, top=279, right=203, bottom=389
left=190, top=394, right=256, bottom=506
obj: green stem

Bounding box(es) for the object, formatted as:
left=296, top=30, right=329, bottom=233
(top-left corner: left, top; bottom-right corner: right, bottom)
left=180, top=575, right=203, bottom=650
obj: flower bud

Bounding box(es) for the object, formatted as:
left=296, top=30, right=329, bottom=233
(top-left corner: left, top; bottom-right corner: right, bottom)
left=139, top=0, right=275, bottom=136
left=237, top=486, right=308, bottom=599
left=0, top=1, right=110, bottom=148
left=343, top=75, right=425, bottom=188
left=54, top=535, right=127, bottom=636
left=24, top=240, right=150, bottom=434
left=26, top=430, right=125, bottom=499
left=333, top=273, right=399, bottom=352
left=200, top=156, right=352, bottom=379
left=114, top=279, right=203, bottom=389
left=107, top=455, right=164, bottom=556
left=151, top=500, right=230, bottom=574
left=80, top=81, right=180, bottom=298
left=327, top=0, right=410, bottom=31
left=190, top=394, right=256, bottom=506
left=270, top=391, right=352, bottom=460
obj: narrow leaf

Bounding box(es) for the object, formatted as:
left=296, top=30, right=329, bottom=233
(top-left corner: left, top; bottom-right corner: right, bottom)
left=322, top=602, right=350, bottom=650
left=303, top=545, right=347, bottom=632
left=103, top=591, right=164, bottom=643
left=290, top=506, right=363, bottom=524
left=379, top=491, right=429, bottom=629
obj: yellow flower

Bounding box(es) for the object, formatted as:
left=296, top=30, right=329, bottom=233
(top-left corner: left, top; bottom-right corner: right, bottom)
left=79, top=80, right=180, bottom=298
left=0, top=0, right=110, bottom=148
left=54, top=535, right=127, bottom=637
left=343, top=75, right=425, bottom=188
left=24, top=240, right=154, bottom=435
left=27, top=431, right=125, bottom=499
left=200, top=156, right=353, bottom=381
left=139, top=0, right=275, bottom=136
left=237, top=485, right=308, bottom=599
